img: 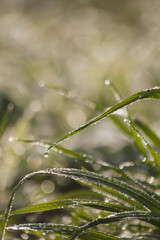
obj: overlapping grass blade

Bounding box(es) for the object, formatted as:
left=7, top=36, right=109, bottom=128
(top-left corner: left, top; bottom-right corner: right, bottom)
left=2, top=167, right=160, bottom=239
left=46, top=87, right=160, bottom=153
left=106, top=81, right=149, bottom=157
left=47, top=82, right=131, bottom=137
left=44, top=168, right=160, bottom=211
left=11, top=199, right=133, bottom=216
left=126, top=120, right=160, bottom=170
left=134, top=180, right=160, bottom=203
left=109, top=115, right=131, bottom=136
left=17, top=138, right=130, bottom=180
left=7, top=223, right=119, bottom=240
left=69, top=211, right=160, bottom=240
left=134, top=119, right=160, bottom=149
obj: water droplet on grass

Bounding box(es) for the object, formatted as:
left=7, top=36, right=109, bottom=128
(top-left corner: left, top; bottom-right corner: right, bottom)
left=21, top=233, right=29, bottom=239
left=9, top=136, right=15, bottom=142
left=104, top=80, right=110, bottom=86
left=44, top=152, right=49, bottom=158
left=7, top=102, right=14, bottom=111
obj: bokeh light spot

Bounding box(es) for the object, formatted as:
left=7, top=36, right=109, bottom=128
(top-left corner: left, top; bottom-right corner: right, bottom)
left=30, top=100, right=42, bottom=112
left=13, top=142, right=26, bottom=156
left=41, top=180, right=55, bottom=194
left=67, top=108, right=86, bottom=128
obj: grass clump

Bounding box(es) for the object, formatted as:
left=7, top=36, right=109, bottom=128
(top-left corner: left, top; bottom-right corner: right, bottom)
left=1, top=82, right=160, bottom=239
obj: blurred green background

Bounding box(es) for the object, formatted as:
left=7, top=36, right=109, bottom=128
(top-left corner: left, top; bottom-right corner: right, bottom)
left=1, top=0, right=160, bottom=222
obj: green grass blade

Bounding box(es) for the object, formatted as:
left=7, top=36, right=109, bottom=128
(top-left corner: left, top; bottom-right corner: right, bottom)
left=106, top=81, right=149, bottom=156
left=46, top=87, right=160, bottom=153
left=47, top=82, right=131, bottom=137
left=7, top=223, right=119, bottom=240
left=17, top=138, right=132, bottom=180
left=11, top=199, right=133, bottom=216
left=46, top=168, right=160, bottom=211
left=0, top=108, right=12, bottom=137
left=126, top=120, right=160, bottom=170
left=69, top=211, right=160, bottom=240
left=134, top=119, right=160, bottom=149
left=134, top=180, right=160, bottom=203
left=110, top=115, right=131, bottom=136
left=1, top=168, right=160, bottom=239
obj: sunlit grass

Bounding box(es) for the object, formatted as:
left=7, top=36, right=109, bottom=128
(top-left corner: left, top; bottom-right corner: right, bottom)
left=1, top=83, right=160, bottom=239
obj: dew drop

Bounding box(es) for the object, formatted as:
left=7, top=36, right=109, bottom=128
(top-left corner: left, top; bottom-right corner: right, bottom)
left=148, top=176, right=154, bottom=184
left=122, top=224, right=127, bottom=231
left=104, top=80, right=110, bottom=86
left=7, top=102, right=14, bottom=111
left=44, top=152, right=49, bottom=158
left=21, top=233, right=29, bottom=240
left=9, top=136, right=15, bottom=142
left=124, top=118, right=128, bottom=123
left=142, top=157, right=147, bottom=162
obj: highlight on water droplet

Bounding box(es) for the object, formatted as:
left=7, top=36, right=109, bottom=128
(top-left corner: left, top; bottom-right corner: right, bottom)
left=7, top=102, right=14, bottom=111
left=9, top=136, right=15, bottom=142
left=104, top=80, right=110, bottom=86
left=21, top=233, right=29, bottom=240
left=44, top=152, right=49, bottom=158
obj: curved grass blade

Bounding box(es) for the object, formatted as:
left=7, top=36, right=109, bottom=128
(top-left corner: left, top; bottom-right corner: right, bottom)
left=134, top=180, right=160, bottom=204
left=18, top=139, right=144, bottom=206
left=46, top=168, right=160, bottom=211
left=11, top=199, right=133, bottom=216
left=68, top=211, right=160, bottom=240
left=1, top=168, right=160, bottom=239
left=7, top=223, right=119, bottom=240
left=134, top=119, right=160, bottom=149
left=46, top=86, right=160, bottom=153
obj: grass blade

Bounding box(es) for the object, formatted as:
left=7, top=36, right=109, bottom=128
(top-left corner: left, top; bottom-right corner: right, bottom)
left=69, top=211, right=160, bottom=240
left=126, top=120, right=160, bottom=170
left=11, top=199, right=133, bottom=216
left=46, top=87, right=160, bottom=153
left=17, top=138, right=131, bottom=180
left=134, top=118, right=160, bottom=148
left=1, top=168, right=160, bottom=239
left=7, top=223, right=119, bottom=240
